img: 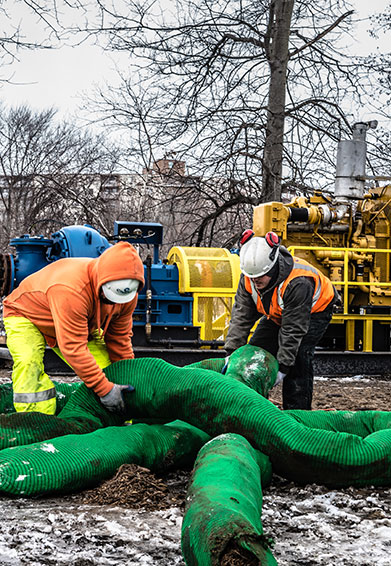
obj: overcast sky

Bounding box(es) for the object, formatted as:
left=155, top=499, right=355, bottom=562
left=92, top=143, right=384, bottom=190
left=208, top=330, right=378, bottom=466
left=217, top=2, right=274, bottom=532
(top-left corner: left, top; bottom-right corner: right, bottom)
left=0, top=0, right=388, bottom=120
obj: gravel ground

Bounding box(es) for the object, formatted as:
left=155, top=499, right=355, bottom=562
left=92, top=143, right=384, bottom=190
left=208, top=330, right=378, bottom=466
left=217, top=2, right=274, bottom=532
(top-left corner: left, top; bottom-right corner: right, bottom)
left=0, top=365, right=391, bottom=565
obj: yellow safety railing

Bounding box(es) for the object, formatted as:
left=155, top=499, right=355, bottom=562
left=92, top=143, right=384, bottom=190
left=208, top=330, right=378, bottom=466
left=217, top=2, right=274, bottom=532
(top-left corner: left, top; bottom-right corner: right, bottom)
left=167, top=246, right=241, bottom=346
left=288, top=245, right=391, bottom=352
left=192, top=293, right=236, bottom=342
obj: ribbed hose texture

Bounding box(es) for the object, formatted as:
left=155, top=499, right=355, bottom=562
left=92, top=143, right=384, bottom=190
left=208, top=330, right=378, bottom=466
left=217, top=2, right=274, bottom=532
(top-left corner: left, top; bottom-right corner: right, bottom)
left=104, top=356, right=391, bottom=487
left=0, top=411, right=99, bottom=450
left=181, top=433, right=277, bottom=566
left=285, top=409, right=391, bottom=436
left=0, top=420, right=209, bottom=496
left=186, top=345, right=278, bottom=397
left=0, top=344, right=391, bottom=489
left=0, top=379, right=123, bottom=450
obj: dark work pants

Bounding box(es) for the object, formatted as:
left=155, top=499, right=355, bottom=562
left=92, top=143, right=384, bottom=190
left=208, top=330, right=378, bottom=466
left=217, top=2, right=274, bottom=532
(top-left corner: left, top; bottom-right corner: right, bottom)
left=249, top=302, right=334, bottom=410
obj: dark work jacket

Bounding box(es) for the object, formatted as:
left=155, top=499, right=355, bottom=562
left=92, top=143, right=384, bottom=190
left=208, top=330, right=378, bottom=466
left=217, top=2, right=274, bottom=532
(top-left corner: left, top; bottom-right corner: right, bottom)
left=225, top=246, right=335, bottom=370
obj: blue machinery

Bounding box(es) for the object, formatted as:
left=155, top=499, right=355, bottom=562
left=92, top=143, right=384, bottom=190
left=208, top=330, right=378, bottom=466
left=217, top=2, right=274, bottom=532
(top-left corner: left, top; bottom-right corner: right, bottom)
left=0, top=221, right=240, bottom=355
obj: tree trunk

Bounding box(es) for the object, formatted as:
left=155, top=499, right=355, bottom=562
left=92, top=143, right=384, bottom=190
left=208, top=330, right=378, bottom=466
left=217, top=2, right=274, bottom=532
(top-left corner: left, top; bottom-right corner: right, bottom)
left=262, top=0, right=294, bottom=202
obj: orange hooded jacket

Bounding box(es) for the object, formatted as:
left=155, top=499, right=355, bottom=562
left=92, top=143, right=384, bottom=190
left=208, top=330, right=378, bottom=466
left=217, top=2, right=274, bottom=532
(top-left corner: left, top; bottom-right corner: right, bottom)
left=3, top=242, right=145, bottom=397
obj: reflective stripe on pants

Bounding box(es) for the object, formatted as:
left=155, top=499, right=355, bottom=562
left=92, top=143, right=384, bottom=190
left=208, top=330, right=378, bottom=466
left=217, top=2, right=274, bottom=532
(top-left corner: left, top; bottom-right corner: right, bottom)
left=4, top=319, right=111, bottom=414
left=4, top=316, right=57, bottom=415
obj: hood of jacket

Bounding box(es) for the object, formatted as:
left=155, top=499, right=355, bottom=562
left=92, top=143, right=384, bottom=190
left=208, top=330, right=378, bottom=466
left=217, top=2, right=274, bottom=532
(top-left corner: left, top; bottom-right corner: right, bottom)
left=89, top=241, right=145, bottom=299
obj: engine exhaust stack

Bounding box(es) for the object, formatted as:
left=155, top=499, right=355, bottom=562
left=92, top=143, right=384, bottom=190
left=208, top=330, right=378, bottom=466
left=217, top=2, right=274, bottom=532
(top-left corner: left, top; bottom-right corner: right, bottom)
left=334, top=120, right=378, bottom=202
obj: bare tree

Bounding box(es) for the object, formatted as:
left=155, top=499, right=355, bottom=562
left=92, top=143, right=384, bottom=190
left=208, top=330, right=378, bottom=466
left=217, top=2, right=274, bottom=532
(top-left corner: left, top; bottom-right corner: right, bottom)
left=0, top=1, right=63, bottom=82
left=69, top=0, right=383, bottom=245
left=8, top=1, right=387, bottom=248
left=0, top=104, right=122, bottom=248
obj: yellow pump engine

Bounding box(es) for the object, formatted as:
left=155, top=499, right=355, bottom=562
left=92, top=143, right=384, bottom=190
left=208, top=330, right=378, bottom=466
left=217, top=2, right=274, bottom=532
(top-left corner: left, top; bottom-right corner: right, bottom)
left=252, top=121, right=391, bottom=353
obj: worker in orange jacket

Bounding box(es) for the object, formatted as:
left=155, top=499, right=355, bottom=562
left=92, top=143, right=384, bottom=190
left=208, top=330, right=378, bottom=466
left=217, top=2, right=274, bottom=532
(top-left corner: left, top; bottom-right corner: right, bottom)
left=3, top=241, right=145, bottom=415
left=224, top=231, right=338, bottom=410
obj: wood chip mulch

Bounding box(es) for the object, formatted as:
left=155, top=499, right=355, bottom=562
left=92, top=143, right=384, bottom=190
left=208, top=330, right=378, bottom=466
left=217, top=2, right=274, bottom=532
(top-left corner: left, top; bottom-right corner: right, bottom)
left=81, top=463, right=188, bottom=511
left=220, top=544, right=260, bottom=566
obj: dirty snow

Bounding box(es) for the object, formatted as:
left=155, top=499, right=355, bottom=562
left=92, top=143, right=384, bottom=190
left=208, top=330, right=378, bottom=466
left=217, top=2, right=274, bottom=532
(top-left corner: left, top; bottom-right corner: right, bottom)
left=263, top=479, right=391, bottom=565
left=1, top=480, right=391, bottom=565
left=0, top=498, right=185, bottom=565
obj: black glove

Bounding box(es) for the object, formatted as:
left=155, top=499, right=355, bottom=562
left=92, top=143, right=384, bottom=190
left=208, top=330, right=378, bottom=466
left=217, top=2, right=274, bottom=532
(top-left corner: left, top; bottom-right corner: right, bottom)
left=100, top=384, right=135, bottom=413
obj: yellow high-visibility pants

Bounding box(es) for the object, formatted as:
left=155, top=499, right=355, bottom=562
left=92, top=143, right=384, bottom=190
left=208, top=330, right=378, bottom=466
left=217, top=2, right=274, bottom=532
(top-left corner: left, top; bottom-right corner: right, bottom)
left=4, top=317, right=111, bottom=415
left=51, top=329, right=111, bottom=371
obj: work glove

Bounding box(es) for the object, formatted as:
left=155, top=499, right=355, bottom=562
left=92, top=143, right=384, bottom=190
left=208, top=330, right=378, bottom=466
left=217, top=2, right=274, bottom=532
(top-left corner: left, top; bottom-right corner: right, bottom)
left=273, top=371, right=286, bottom=387
left=221, top=356, right=230, bottom=374
left=100, top=384, right=135, bottom=413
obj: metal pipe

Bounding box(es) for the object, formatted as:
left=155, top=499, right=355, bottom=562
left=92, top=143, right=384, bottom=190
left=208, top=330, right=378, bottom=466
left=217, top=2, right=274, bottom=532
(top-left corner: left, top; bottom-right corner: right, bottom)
left=287, top=224, right=349, bottom=233
left=334, top=204, right=350, bottom=222
left=145, top=338, right=225, bottom=348
left=288, top=208, right=309, bottom=223
left=145, top=254, right=153, bottom=340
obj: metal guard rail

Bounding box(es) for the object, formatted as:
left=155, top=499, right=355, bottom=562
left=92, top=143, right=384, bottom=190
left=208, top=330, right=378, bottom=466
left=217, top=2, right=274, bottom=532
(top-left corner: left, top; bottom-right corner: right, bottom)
left=288, top=245, right=391, bottom=352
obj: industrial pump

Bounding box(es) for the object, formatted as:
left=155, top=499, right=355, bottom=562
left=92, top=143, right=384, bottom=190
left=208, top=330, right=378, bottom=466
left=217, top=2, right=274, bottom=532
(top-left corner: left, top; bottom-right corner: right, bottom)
left=0, top=221, right=240, bottom=364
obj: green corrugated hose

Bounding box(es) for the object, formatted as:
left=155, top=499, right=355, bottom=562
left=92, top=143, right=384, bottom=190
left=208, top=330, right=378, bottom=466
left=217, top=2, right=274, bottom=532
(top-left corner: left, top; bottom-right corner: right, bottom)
left=0, top=344, right=391, bottom=489
left=0, top=377, right=123, bottom=450
left=0, top=420, right=209, bottom=496
left=181, top=433, right=277, bottom=566
left=285, top=409, right=391, bottom=436
left=102, top=347, right=391, bottom=487
left=186, top=345, right=278, bottom=397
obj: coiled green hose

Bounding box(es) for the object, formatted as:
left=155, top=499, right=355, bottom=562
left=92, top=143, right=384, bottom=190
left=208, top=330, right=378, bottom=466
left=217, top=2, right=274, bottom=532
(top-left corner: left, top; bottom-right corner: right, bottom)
left=0, top=345, right=390, bottom=489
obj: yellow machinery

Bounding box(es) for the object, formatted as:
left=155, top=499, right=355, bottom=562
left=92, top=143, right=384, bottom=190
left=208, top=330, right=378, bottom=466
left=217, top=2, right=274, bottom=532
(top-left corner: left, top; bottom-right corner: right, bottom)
left=167, top=246, right=241, bottom=343
left=252, top=121, right=391, bottom=352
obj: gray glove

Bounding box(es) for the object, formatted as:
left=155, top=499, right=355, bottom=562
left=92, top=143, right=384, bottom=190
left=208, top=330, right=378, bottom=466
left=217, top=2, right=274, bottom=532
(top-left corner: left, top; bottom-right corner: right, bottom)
left=273, top=371, right=286, bottom=387
left=100, top=384, right=135, bottom=413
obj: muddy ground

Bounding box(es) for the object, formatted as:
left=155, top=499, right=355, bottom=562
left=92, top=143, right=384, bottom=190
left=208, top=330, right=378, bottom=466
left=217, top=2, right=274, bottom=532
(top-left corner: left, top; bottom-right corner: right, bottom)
left=0, top=367, right=390, bottom=565
left=272, top=373, right=391, bottom=412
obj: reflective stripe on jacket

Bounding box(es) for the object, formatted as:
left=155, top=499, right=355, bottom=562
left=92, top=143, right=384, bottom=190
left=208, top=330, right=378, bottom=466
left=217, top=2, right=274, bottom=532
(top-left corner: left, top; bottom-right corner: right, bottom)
left=244, top=256, right=335, bottom=325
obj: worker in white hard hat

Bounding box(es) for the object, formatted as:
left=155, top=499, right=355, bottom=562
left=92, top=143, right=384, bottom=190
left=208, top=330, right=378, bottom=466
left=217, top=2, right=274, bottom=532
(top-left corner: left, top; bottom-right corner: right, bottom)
left=224, top=231, right=338, bottom=410
left=3, top=242, right=145, bottom=415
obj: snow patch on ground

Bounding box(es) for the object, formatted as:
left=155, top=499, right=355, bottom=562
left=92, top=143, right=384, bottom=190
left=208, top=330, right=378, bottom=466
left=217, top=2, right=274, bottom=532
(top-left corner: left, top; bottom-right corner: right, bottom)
left=314, top=375, right=373, bottom=382
left=262, top=479, right=391, bottom=566
left=1, top=482, right=390, bottom=565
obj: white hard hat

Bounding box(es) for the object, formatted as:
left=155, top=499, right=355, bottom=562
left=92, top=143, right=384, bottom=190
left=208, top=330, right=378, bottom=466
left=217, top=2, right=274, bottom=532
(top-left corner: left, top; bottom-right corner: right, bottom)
left=240, top=235, right=279, bottom=278
left=102, top=279, right=140, bottom=304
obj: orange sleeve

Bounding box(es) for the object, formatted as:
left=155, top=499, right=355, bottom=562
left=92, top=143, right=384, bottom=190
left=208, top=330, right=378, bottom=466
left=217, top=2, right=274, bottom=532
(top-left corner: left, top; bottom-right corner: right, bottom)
left=47, top=286, right=113, bottom=397
left=104, top=300, right=136, bottom=363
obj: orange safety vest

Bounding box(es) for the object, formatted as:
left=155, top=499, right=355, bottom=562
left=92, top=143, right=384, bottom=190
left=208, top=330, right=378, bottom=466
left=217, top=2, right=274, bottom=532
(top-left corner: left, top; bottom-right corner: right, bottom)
left=244, top=256, right=335, bottom=326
